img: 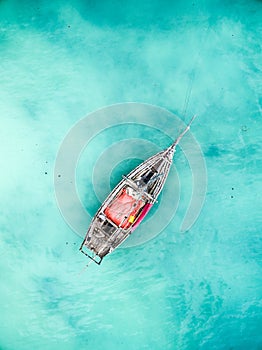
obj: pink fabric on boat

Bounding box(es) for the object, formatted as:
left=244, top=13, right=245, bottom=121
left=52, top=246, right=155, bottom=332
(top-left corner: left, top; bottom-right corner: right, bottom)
left=131, top=203, right=153, bottom=231
left=105, top=188, right=144, bottom=229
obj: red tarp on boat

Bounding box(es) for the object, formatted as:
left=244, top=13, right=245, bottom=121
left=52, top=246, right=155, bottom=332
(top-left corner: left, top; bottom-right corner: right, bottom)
left=104, top=188, right=144, bottom=229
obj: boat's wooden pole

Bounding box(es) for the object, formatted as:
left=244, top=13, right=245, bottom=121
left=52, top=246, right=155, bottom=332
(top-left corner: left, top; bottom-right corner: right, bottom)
left=170, top=114, right=197, bottom=151
left=174, top=114, right=197, bottom=147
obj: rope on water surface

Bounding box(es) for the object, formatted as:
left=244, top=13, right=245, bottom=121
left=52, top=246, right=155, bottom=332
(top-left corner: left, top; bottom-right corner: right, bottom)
left=77, top=261, right=92, bottom=275
left=182, top=69, right=196, bottom=119
left=181, top=23, right=211, bottom=120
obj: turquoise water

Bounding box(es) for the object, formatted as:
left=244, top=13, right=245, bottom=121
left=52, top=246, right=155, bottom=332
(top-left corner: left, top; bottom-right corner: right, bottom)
left=1, top=0, right=262, bottom=349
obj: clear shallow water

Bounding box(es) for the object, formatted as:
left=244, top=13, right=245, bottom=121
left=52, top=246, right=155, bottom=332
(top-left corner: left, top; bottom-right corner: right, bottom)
left=0, top=1, right=262, bottom=349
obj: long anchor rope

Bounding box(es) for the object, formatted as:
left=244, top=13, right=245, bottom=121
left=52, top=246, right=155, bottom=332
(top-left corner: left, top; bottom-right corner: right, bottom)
left=181, top=23, right=211, bottom=120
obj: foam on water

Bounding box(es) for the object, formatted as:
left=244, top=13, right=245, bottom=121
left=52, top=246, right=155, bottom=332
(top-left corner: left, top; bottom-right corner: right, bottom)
left=0, top=1, right=261, bottom=349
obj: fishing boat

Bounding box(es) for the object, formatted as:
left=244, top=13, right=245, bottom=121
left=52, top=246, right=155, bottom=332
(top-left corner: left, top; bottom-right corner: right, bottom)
left=80, top=116, right=196, bottom=265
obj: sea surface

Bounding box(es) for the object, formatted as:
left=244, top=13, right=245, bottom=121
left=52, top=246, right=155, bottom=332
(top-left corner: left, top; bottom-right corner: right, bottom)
left=0, top=1, right=261, bottom=349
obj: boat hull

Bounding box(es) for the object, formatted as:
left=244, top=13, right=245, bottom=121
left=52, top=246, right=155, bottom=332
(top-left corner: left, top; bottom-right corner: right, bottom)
left=80, top=147, right=174, bottom=264
left=79, top=115, right=197, bottom=265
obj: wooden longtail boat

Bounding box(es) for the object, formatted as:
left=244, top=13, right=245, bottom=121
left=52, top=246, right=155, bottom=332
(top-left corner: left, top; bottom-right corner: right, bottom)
left=80, top=116, right=196, bottom=265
